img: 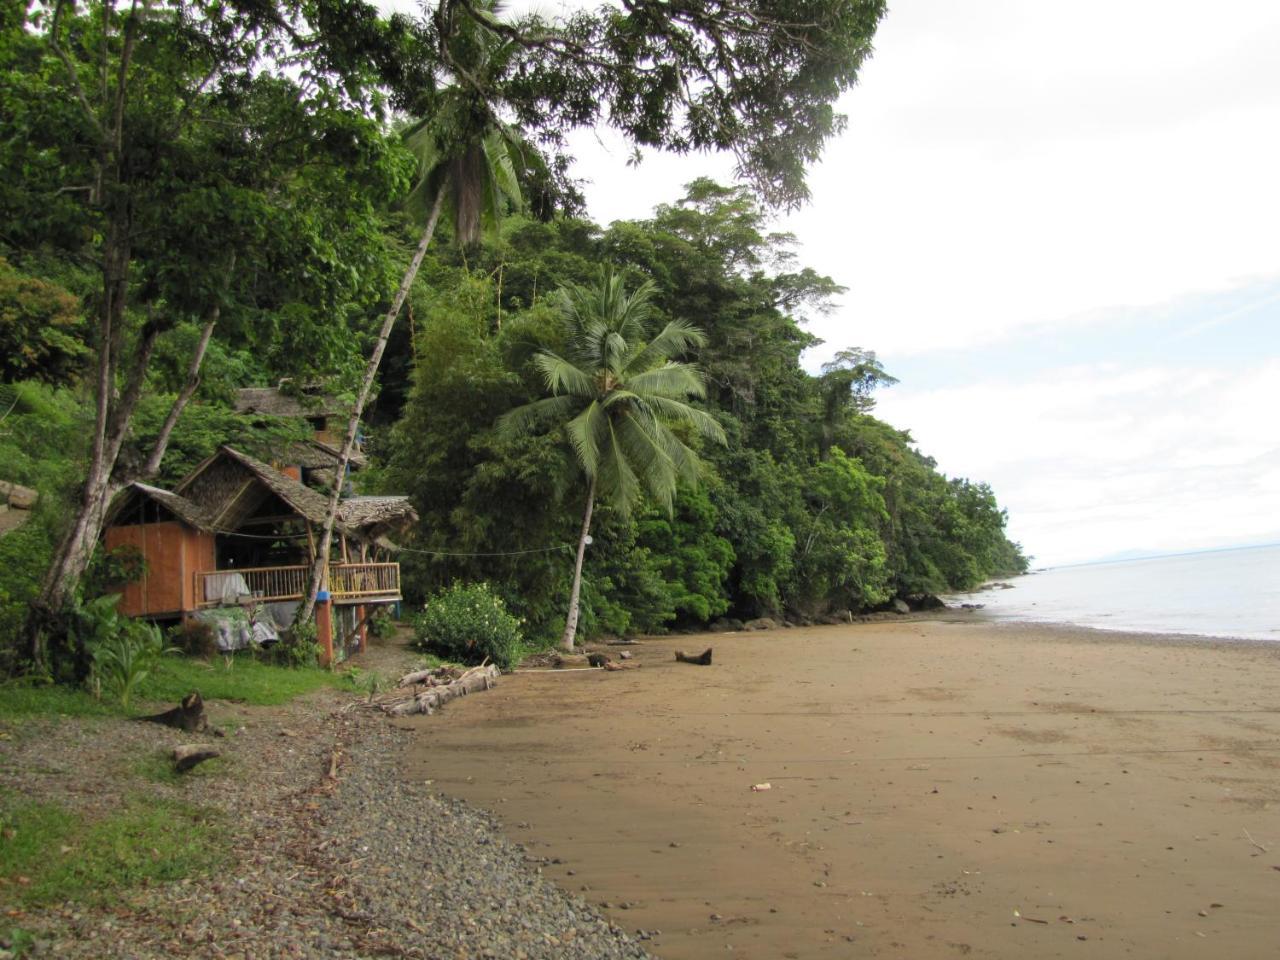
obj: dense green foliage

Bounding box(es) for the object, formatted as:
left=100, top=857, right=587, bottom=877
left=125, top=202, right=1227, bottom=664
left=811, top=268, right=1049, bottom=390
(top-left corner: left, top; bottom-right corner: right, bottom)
left=0, top=0, right=1023, bottom=667
left=382, top=182, right=1027, bottom=644
left=411, top=582, right=523, bottom=669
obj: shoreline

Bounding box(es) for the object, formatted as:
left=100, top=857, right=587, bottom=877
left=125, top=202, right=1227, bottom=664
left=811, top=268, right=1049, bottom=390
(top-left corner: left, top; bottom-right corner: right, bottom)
left=942, top=610, right=1280, bottom=652
left=1, top=640, right=654, bottom=959
left=407, top=617, right=1280, bottom=960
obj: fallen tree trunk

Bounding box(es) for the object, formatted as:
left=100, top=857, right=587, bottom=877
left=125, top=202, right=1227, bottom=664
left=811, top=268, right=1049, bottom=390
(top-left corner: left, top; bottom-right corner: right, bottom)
left=381, top=664, right=500, bottom=717
left=397, top=665, right=465, bottom=688
left=675, top=648, right=713, bottom=666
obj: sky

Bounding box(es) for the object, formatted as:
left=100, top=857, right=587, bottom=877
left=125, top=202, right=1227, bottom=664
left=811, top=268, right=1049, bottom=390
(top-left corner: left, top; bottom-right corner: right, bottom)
left=385, top=0, right=1280, bottom=567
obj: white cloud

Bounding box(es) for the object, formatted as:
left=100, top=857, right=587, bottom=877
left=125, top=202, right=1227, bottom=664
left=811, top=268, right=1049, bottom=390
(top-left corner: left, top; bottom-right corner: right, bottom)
left=560, top=1, right=1280, bottom=358
left=786, top=0, right=1280, bottom=359
left=876, top=358, right=1280, bottom=565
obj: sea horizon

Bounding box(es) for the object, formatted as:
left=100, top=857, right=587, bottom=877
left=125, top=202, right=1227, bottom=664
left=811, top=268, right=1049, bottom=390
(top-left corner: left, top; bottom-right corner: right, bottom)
left=947, top=542, right=1280, bottom=642
left=1041, top=539, right=1280, bottom=572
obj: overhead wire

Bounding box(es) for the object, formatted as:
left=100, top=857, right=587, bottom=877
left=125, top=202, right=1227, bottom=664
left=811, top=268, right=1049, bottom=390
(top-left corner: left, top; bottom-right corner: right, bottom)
left=200, top=527, right=574, bottom=557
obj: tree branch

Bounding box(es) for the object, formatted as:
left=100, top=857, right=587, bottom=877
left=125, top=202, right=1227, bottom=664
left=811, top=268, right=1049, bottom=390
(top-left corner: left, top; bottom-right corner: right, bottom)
left=138, top=308, right=218, bottom=480
left=103, top=312, right=161, bottom=468
left=111, top=0, right=149, bottom=154
left=49, top=0, right=107, bottom=143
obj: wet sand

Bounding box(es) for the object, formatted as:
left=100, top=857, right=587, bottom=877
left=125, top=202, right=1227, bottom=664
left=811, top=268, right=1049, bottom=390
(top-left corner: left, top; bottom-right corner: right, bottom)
left=401, top=619, right=1280, bottom=959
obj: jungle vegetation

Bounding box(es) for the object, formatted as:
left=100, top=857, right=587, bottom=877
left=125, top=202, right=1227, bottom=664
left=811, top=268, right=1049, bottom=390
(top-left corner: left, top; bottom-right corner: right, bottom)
left=0, top=0, right=1025, bottom=672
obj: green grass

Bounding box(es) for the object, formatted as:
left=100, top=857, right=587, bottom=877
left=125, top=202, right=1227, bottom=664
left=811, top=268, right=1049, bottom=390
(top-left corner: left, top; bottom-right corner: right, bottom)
left=134, top=652, right=341, bottom=706
left=0, top=794, right=226, bottom=908
left=0, top=682, right=117, bottom=724
left=0, top=653, right=344, bottom=727
left=131, top=749, right=224, bottom=785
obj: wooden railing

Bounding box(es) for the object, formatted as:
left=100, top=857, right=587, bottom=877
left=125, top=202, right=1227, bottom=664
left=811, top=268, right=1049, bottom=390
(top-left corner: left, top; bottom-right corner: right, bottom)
left=329, top=562, right=401, bottom=600
left=194, top=563, right=401, bottom=607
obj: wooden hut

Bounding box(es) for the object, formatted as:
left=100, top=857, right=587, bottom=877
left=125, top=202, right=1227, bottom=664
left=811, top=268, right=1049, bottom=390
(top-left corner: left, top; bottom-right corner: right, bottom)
left=234, top=385, right=351, bottom=449
left=103, top=446, right=416, bottom=664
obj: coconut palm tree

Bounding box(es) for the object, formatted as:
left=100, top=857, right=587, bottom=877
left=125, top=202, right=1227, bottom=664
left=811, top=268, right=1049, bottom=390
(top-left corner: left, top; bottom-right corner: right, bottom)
left=498, top=271, right=727, bottom=650
left=301, top=5, right=532, bottom=624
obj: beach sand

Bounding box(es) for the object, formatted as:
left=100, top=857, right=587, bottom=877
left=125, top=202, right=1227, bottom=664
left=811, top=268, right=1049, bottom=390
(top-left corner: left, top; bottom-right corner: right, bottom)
left=401, top=618, right=1280, bottom=959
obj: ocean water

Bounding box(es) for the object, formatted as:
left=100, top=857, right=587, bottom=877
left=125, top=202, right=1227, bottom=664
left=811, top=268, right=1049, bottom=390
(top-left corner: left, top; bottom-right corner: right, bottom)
left=946, top=544, right=1280, bottom=642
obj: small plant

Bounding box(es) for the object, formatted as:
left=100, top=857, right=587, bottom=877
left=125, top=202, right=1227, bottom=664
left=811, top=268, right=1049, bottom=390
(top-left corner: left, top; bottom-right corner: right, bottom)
left=75, top=595, right=174, bottom=708
left=1, top=926, right=36, bottom=958
left=412, top=582, right=522, bottom=670
left=167, top=619, right=217, bottom=657
left=271, top=619, right=321, bottom=669
left=343, top=666, right=384, bottom=702
left=90, top=621, right=174, bottom=709
left=367, top=607, right=397, bottom=640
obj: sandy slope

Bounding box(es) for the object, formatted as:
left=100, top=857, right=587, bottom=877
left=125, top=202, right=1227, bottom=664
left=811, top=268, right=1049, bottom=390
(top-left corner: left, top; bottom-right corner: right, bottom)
left=402, top=618, right=1280, bottom=959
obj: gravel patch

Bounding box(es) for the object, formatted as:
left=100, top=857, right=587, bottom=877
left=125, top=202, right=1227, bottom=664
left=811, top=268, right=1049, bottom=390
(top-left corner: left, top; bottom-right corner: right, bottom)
left=4, top=666, right=654, bottom=958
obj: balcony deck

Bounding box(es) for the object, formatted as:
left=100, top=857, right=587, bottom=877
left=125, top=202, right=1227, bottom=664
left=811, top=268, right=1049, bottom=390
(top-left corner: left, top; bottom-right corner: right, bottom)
left=194, top=562, right=401, bottom=608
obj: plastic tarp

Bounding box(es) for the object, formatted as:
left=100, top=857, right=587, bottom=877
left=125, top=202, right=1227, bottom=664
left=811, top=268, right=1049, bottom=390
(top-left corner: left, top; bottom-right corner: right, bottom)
left=194, top=604, right=281, bottom=652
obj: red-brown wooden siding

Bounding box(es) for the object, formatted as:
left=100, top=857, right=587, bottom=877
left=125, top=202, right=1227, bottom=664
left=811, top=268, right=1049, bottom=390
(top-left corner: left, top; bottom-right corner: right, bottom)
left=105, top=521, right=215, bottom=617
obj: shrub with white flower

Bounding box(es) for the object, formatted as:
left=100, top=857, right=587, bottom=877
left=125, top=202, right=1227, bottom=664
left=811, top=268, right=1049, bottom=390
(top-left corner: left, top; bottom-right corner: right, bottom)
left=411, top=582, right=522, bottom=670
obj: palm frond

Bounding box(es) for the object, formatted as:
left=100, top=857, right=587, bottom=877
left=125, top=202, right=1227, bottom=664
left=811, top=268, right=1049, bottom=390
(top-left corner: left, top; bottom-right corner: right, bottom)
left=482, top=132, right=523, bottom=217
left=613, top=412, right=683, bottom=512
left=651, top=420, right=702, bottom=487
left=565, top=401, right=608, bottom=476
left=603, top=331, right=629, bottom=374
left=495, top=394, right=579, bottom=439
left=628, top=320, right=707, bottom=373
left=534, top=352, right=596, bottom=396
left=624, top=363, right=707, bottom=400
left=597, top=417, right=640, bottom=512
left=640, top=395, right=728, bottom=443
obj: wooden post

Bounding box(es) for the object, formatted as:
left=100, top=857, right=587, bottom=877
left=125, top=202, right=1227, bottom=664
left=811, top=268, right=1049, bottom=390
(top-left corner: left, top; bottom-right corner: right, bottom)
left=316, top=592, right=334, bottom=667
left=357, top=604, right=367, bottom=653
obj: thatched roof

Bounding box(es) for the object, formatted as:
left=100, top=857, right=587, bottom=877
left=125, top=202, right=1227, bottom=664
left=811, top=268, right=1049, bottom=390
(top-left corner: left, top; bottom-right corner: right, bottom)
left=339, top=496, right=417, bottom=529
left=109, top=483, right=217, bottom=532
left=213, top=447, right=354, bottom=533
left=234, top=386, right=346, bottom=419
left=170, top=447, right=412, bottom=540
left=279, top=439, right=367, bottom=471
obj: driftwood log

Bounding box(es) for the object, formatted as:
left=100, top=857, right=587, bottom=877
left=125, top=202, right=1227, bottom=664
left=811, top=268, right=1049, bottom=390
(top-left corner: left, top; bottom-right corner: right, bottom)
left=674, top=648, right=713, bottom=666
left=141, top=691, right=211, bottom=733
left=173, top=744, right=220, bottom=773
left=603, top=660, right=641, bottom=672
left=397, top=665, right=466, bottom=687
left=380, top=664, right=500, bottom=717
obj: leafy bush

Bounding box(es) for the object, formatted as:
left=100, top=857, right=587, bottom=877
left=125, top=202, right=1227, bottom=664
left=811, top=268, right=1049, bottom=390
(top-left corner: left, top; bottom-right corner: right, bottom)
left=79, top=596, right=174, bottom=708
left=167, top=619, right=217, bottom=657
left=367, top=607, right=397, bottom=640
left=268, top=618, right=322, bottom=669
left=412, top=582, right=522, bottom=670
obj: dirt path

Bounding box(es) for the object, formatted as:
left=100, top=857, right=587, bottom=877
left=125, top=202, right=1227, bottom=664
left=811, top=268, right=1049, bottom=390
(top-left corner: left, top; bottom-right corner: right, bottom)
left=403, top=619, right=1280, bottom=959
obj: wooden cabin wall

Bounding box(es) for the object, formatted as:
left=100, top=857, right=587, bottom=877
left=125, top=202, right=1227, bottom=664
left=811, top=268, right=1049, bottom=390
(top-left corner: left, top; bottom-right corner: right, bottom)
left=181, top=530, right=216, bottom=611
left=105, top=521, right=189, bottom=617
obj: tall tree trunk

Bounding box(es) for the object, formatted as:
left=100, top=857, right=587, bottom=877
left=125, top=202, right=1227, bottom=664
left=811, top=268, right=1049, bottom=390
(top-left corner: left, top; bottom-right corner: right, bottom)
left=300, top=188, right=447, bottom=624
left=561, top=476, right=596, bottom=652
left=25, top=304, right=218, bottom=673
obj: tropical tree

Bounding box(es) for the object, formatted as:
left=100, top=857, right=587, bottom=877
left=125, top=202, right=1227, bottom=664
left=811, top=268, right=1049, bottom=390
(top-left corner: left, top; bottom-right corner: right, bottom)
left=817, top=348, right=897, bottom=459
left=301, top=1, right=534, bottom=623
left=498, top=271, right=726, bottom=650
left=8, top=0, right=411, bottom=673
